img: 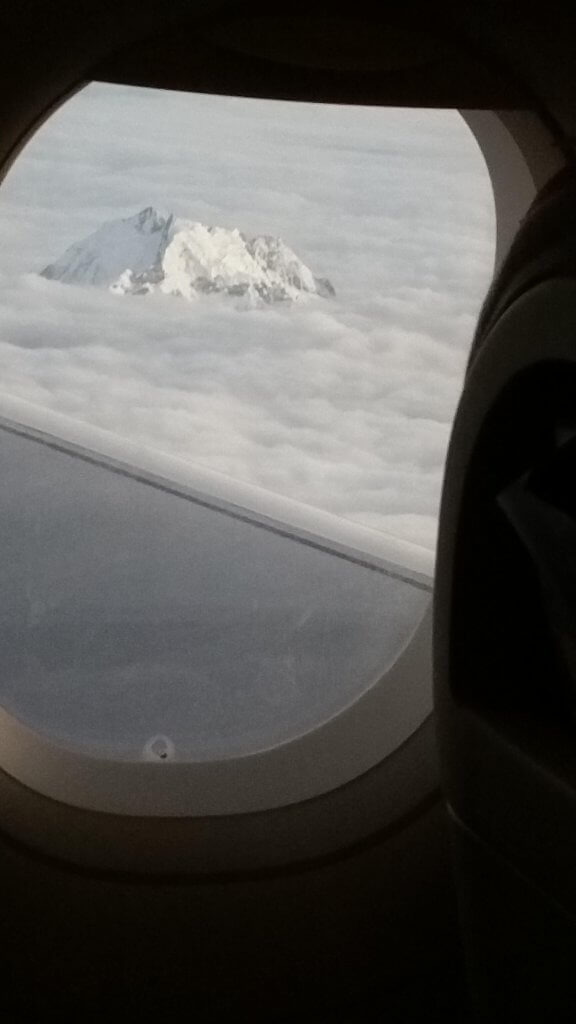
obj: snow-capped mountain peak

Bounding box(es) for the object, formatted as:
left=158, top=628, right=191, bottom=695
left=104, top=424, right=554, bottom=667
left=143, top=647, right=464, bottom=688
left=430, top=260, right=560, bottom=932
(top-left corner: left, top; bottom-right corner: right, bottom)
left=132, top=206, right=167, bottom=233
left=41, top=208, right=335, bottom=307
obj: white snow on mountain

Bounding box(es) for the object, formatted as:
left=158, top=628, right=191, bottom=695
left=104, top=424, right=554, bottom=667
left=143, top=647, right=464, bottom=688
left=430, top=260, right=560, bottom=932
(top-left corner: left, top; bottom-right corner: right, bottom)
left=41, top=208, right=335, bottom=308
left=41, top=207, right=169, bottom=287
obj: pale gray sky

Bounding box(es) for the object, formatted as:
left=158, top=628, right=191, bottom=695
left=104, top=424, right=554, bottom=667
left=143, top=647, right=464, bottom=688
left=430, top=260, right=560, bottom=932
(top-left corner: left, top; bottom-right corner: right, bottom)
left=0, top=84, right=495, bottom=549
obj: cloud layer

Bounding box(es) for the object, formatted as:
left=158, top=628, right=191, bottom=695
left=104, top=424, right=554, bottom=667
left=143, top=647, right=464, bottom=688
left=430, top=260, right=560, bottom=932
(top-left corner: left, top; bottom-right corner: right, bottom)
left=0, top=85, right=495, bottom=550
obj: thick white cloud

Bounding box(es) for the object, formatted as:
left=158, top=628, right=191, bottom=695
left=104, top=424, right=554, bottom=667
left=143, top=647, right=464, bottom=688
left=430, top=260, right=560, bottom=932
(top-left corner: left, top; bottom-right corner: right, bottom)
left=0, top=84, right=495, bottom=550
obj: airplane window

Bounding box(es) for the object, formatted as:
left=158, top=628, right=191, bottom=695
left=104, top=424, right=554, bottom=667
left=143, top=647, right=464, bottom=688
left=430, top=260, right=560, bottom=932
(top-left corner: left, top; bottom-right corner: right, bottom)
left=0, top=83, right=494, bottom=553
left=0, top=84, right=493, bottom=787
